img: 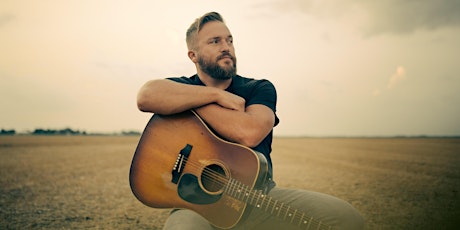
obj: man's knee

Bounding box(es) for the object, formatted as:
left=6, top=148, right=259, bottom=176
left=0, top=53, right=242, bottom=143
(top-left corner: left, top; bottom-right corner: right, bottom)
left=163, top=209, right=214, bottom=230
left=333, top=200, right=365, bottom=230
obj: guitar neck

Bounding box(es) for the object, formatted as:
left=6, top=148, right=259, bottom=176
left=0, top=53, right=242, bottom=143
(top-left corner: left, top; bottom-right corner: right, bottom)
left=224, top=179, right=331, bottom=230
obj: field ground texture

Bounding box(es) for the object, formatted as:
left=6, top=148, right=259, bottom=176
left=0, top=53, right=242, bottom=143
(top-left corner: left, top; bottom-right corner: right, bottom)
left=1, top=136, right=459, bottom=229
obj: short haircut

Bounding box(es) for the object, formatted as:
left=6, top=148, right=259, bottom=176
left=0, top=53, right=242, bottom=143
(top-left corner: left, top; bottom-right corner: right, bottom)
left=186, top=12, right=225, bottom=50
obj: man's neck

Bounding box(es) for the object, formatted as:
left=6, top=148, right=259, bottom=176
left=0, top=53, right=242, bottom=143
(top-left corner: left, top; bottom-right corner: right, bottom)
left=197, top=72, right=232, bottom=90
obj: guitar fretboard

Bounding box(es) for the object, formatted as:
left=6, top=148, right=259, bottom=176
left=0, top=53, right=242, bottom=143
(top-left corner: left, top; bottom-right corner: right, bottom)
left=224, top=178, right=332, bottom=230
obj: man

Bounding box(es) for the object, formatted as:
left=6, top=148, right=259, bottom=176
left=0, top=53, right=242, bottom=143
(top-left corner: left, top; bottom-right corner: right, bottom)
left=137, top=12, right=364, bottom=230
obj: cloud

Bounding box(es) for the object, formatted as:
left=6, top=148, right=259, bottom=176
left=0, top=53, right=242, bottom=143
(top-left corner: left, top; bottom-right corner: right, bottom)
left=262, top=0, right=460, bottom=36
left=360, top=0, right=460, bottom=36
left=388, top=66, right=406, bottom=89
left=0, top=13, right=15, bottom=27
left=372, top=66, right=406, bottom=96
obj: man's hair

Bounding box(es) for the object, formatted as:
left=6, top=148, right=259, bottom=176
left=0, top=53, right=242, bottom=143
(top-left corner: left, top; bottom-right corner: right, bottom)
left=186, top=12, right=225, bottom=50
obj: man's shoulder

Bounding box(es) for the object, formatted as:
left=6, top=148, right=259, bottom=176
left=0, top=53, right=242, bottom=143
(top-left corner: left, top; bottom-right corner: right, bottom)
left=167, top=75, right=203, bottom=85
left=233, top=75, right=275, bottom=89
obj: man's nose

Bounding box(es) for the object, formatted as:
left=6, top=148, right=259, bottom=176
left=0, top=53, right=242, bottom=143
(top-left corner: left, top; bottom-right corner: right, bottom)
left=220, top=41, right=231, bottom=52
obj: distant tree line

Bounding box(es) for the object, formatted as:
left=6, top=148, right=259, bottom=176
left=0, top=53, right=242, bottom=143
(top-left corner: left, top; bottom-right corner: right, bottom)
left=120, top=130, right=142, bottom=136
left=1, top=129, right=16, bottom=135
left=0, top=128, right=141, bottom=136
left=32, top=128, right=87, bottom=135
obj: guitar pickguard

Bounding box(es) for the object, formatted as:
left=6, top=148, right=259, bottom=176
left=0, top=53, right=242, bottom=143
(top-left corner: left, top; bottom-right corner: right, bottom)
left=178, top=173, right=222, bottom=204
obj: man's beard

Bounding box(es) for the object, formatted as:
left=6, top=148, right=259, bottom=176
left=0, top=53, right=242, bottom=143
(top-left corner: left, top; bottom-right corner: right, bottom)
left=198, top=53, right=237, bottom=80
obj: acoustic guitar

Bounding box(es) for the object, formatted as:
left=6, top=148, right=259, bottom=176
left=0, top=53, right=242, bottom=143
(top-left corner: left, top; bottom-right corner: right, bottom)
left=129, top=110, right=331, bottom=229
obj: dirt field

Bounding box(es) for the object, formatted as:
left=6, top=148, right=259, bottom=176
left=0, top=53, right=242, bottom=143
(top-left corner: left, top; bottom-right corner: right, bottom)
left=1, top=136, right=459, bottom=229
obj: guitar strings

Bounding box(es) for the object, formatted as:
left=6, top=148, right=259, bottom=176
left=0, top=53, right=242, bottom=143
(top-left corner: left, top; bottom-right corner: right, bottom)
left=177, top=158, right=332, bottom=230
left=195, top=161, right=331, bottom=230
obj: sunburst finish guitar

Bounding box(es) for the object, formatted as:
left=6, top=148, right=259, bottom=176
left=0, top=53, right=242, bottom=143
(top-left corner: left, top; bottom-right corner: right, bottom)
left=129, top=110, right=331, bottom=229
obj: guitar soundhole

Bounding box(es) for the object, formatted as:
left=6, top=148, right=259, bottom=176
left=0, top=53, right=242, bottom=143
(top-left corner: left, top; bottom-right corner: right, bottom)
left=201, top=164, right=227, bottom=194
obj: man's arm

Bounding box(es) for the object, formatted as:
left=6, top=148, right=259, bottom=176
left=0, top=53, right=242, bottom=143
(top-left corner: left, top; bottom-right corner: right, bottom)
left=137, top=79, right=275, bottom=147
left=137, top=79, right=245, bottom=115
left=195, top=103, right=275, bottom=148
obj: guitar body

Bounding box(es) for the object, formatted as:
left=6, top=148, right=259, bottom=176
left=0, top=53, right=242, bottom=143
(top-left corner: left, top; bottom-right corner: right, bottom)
left=129, top=110, right=269, bottom=229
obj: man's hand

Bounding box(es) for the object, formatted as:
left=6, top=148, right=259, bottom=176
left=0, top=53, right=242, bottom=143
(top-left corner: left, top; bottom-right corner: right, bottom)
left=215, top=90, right=246, bottom=112
left=196, top=103, right=275, bottom=147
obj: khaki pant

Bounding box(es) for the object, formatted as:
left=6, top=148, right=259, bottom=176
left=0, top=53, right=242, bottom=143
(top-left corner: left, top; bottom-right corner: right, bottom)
left=163, top=187, right=364, bottom=230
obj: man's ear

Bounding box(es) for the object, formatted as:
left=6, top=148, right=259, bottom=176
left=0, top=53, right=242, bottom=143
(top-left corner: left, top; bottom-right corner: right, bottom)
left=188, top=50, right=198, bottom=63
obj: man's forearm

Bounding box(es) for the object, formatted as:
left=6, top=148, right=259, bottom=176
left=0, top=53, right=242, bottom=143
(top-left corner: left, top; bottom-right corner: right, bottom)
left=195, top=104, right=275, bottom=147
left=137, top=79, right=219, bottom=115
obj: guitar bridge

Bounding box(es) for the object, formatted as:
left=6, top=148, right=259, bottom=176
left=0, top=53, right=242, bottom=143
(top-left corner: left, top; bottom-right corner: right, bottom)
left=171, top=144, right=193, bottom=184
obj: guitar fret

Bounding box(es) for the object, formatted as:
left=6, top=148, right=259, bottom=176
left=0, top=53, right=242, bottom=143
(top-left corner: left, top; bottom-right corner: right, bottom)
left=233, top=180, right=240, bottom=199
left=298, top=212, right=305, bottom=227
left=233, top=180, right=240, bottom=200
left=225, top=179, right=233, bottom=196
left=243, top=186, right=250, bottom=203
left=235, top=180, right=240, bottom=199
left=316, top=220, right=322, bottom=230
left=271, top=200, right=278, bottom=214
left=257, top=192, right=265, bottom=209
left=254, top=190, right=261, bottom=207
left=307, top=216, right=313, bottom=229
left=265, top=197, right=272, bottom=212
left=290, top=209, right=297, bottom=223
left=241, top=190, right=247, bottom=202
left=249, top=188, right=255, bottom=205
left=277, top=203, right=284, bottom=217
left=236, top=187, right=242, bottom=200
left=283, top=205, right=289, bottom=220
left=237, top=181, right=244, bottom=201
left=228, top=179, right=233, bottom=195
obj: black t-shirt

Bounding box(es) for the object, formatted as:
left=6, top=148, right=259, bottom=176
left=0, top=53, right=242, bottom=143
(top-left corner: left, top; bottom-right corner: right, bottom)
left=167, top=74, right=279, bottom=186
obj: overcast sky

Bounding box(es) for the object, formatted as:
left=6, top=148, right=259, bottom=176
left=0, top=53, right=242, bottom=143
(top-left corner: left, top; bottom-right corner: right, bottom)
left=1, top=0, right=459, bottom=136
